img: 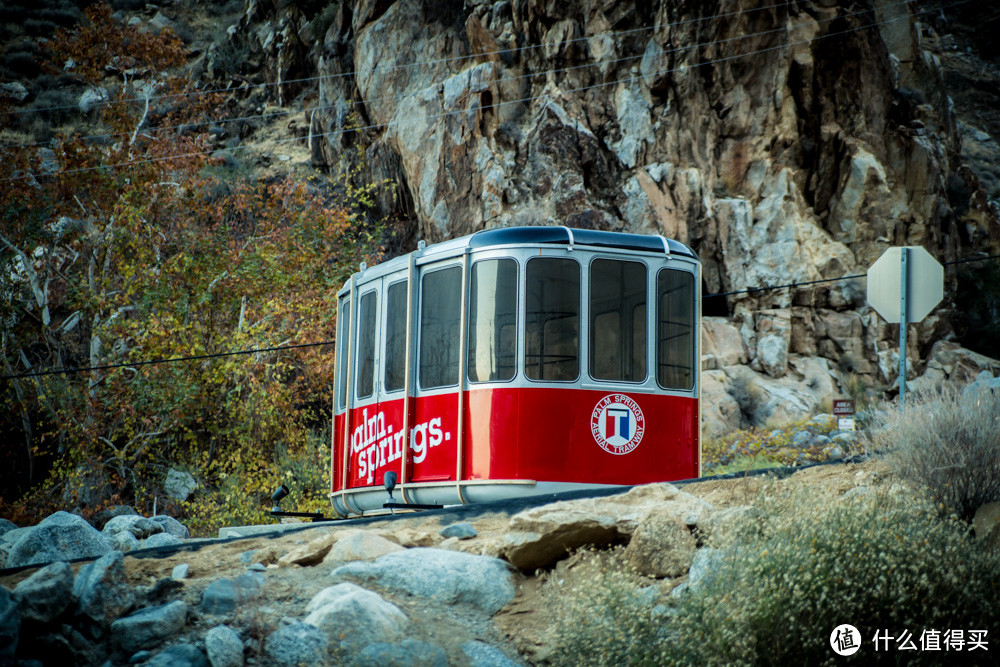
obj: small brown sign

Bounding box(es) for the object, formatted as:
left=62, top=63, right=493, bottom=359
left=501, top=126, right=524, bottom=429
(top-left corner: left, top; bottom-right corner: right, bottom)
left=833, top=399, right=855, bottom=416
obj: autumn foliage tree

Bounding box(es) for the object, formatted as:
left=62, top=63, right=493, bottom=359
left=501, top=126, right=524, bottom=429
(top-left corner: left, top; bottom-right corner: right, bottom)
left=0, top=4, right=382, bottom=532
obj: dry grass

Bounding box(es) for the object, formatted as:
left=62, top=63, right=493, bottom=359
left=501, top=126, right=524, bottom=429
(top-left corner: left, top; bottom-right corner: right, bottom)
left=868, top=387, right=1000, bottom=520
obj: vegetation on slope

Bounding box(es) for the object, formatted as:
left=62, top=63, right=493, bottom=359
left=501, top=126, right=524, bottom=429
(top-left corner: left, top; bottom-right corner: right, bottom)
left=0, top=4, right=386, bottom=533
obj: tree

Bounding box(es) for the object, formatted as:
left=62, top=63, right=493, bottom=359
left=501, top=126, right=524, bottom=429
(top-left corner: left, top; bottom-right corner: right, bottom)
left=0, top=4, right=382, bottom=531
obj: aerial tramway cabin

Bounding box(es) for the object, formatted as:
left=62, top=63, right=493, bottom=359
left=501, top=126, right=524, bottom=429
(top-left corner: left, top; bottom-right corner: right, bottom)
left=330, top=226, right=700, bottom=516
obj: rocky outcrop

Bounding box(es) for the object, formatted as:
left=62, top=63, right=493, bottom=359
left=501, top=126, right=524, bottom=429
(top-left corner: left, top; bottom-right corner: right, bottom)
left=205, top=0, right=999, bottom=427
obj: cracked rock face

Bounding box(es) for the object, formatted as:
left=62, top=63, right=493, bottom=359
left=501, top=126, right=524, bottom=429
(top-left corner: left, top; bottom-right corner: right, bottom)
left=219, top=0, right=1000, bottom=416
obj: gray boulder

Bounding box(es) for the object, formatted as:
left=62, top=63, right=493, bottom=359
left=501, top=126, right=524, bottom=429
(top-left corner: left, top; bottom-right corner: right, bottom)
left=0, top=586, right=19, bottom=660
left=164, top=469, right=198, bottom=503
left=101, top=514, right=144, bottom=537
left=461, top=641, right=526, bottom=667
left=132, top=518, right=165, bottom=539
left=111, top=531, right=140, bottom=553
left=331, top=548, right=515, bottom=615
left=74, top=550, right=136, bottom=625
left=13, top=561, right=74, bottom=623
left=0, top=519, right=16, bottom=537
left=143, top=533, right=185, bottom=549
left=90, top=505, right=138, bottom=531
left=145, top=643, right=208, bottom=667
left=201, top=572, right=263, bottom=615
left=6, top=511, right=114, bottom=568
left=350, top=639, right=448, bottom=667
left=264, top=621, right=329, bottom=666
left=439, top=522, right=478, bottom=540
left=304, top=584, right=409, bottom=652
left=205, top=624, right=244, bottom=667
left=111, top=600, right=188, bottom=653
left=151, top=516, right=190, bottom=540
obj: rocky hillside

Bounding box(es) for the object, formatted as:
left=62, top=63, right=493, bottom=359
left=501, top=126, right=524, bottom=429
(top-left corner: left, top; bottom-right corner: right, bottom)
left=205, top=0, right=1000, bottom=431
left=2, top=0, right=999, bottom=434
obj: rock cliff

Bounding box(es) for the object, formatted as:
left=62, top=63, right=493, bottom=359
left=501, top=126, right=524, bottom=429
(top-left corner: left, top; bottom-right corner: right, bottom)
left=209, top=0, right=999, bottom=432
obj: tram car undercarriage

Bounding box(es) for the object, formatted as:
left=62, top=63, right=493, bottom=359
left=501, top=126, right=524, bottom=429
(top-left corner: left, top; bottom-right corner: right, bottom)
left=330, top=226, right=701, bottom=517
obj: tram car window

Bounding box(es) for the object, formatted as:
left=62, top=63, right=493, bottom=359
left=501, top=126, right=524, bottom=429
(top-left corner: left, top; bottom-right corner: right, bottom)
left=590, top=258, right=647, bottom=382
left=384, top=280, right=408, bottom=392
left=419, top=266, right=462, bottom=389
left=525, top=257, right=580, bottom=381
left=657, top=269, right=695, bottom=390
left=469, top=259, right=518, bottom=383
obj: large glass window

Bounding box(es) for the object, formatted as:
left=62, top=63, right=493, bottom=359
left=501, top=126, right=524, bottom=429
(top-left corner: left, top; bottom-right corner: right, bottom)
left=590, top=259, right=647, bottom=382
left=469, top=259, right=518, bottom=382
left=419, top=266, right=462, bottom=388
left=657, top=269, right=695, bottom=390
left=336, top=294, right=350, bottom=409
left=525, top=258, right=580, bottom=381
left=356, top=290, right=377, bottom=399
left=384, top=280, right=407, bottom=392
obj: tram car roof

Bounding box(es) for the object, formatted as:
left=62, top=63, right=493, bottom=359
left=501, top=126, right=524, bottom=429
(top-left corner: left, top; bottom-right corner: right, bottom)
left=340, top=226, right=698, bottom=290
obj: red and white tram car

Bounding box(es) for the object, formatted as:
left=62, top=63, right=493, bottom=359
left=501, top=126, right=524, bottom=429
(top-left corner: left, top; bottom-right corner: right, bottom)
left=330, top=226, right=700, bottom=516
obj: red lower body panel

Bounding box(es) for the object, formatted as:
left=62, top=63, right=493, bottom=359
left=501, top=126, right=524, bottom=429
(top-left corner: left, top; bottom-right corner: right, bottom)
left=332, top=387, right=698, bottom=493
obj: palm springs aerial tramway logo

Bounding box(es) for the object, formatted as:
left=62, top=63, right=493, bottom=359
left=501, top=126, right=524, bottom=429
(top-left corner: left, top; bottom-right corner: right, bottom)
left=591, top=394, right=645, bottom=455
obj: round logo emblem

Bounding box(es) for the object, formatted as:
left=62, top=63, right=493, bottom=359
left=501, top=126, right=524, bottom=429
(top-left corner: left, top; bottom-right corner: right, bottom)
left=591, top=394, right=645, bottom=455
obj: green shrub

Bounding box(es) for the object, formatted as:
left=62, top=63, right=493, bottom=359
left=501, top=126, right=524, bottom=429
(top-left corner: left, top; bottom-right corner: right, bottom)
left=549, top=491, right=1000, bottom=666
left=666, top=491, right=1000, bottom=665
left=869, top=388, right=1000, bottom=521
left=548, top=550, right=667, bottom=666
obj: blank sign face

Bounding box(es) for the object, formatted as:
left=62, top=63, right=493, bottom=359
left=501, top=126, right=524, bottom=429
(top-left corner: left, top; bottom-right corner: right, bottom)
left=866, top=246, right=943, bottom=323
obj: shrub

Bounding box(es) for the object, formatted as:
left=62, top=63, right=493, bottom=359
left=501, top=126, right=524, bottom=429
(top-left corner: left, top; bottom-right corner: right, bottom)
left=665, top=490, right=1000, bottom=665
left=547, top=550, right=666, bottom=666
left=869, top=387, right=1000, bottom=521
left=548, top=491, right=1000, bottom=666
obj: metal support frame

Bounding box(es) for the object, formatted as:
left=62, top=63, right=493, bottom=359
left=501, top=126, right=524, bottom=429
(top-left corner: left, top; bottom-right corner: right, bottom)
left=401, top=254, right=416, bottom=504
left=455, top=251, right=470, bottom=504
left=898, top=247, right=908, bottom=407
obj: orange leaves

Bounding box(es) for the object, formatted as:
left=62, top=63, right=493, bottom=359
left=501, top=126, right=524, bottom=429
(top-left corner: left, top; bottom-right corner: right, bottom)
left=45, top=3, right=186, bottom=87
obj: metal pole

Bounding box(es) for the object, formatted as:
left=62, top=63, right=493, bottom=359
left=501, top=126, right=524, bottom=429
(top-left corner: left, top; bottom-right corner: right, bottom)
left=898, top=248, right=908, bottom=408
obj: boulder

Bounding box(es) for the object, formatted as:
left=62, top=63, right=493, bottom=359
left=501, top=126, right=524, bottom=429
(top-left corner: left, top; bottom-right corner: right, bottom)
left=150, top=516, right=190, bottom=540
left=90, top=505, right=139, bottom=531
left=623, top=513, right=697, bottom=579
left=264, top=621, right=329, bottom=666
left=111, top=600, right=188, bottom=653
left=0, top=519, right=17, bottom=537
left=164, top=469, right=198, bottom=503
left=142, top=533, right=185, bottom=549
left=461, top=640, right=526, bottom=667
left=145, top=643, right=209, bottom=667
left=303, top=585, right=409, bottom=652
left=331, top=548, right=515, bottom=616
left=12, top=561, right=74, bottom=623
left=439, top=522, right=478, bottom=540
left=111, top=531, right=140, bottom=552
left=74, top=550, right=136, bottom=625
left=350, top=639, right=448, bottom=667
left=0, top=586, right=19, bottom=660
left=322, top=531, right=404, bottom=565
left=102, top=515, right=143, bottom=537
left=204, top=624, right=244, bottom=667
left=6, top=511, right=114, bottom=568
left=201, top=572, right=264, bottom=615
left=500, top=509, right=622, bottom=571
left=171, top=564, right=190, bottom=581
left=277, top=531, right=337, bottom=567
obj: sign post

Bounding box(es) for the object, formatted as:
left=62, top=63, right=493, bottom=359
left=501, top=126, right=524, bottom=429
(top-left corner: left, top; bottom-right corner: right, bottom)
left=866, top=247, right=943, bottom=407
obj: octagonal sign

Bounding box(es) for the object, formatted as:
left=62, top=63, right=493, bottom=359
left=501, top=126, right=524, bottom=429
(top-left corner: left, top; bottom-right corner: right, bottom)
left=866, top=246, right=943, bottom=323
